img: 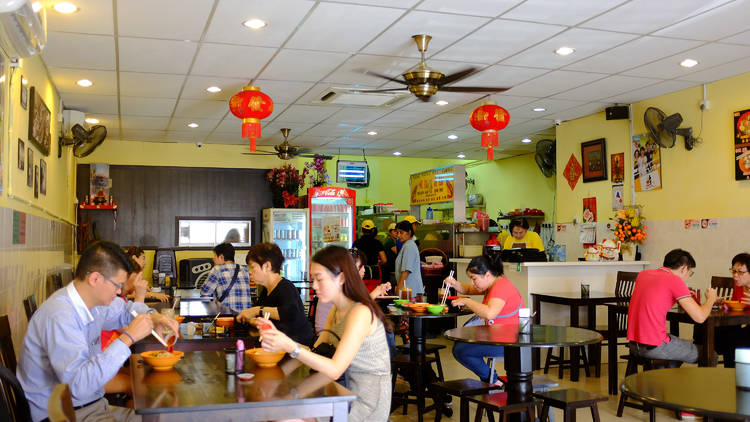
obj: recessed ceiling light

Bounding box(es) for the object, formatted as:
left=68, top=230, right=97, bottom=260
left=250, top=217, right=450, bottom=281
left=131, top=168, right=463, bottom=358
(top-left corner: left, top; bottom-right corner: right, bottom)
left=457, top=153, right=466, bottom=158
left=521, top=138, right=532, bottom=144
left=447, top=134, right=458, bottom=140
left=76, top=79, right=93, bottom=87
left=393, top=151, right=402, bottom=156
left=680, top=58, right=698, bottom=68
left=53, top=2, right=78, bottom=14
left=188, top=122, right=199, bottom=128
left=242, top=18, right=267, bottom=29
left=532, top=107, right=546, bottom=112
left=206, top=86, right=222, bottom=93
left=21, top=78, right=28, bottom=85
left=31, top=2, right=42, bottom=13
left=435, top=100, right=449, bottom=106
left=555, top=46, right=575, bottom=56
left=367, top=131, right=377, bottom=136
left=85, top=117, right=99, bottom=124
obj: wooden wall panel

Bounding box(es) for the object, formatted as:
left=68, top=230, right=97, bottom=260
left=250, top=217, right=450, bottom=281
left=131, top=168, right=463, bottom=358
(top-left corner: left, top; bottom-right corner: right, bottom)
left=76, top=165, right=272, bottom=247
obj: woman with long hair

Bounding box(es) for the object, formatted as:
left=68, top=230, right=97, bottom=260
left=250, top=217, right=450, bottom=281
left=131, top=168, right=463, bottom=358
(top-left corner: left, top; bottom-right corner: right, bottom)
left=259, top=246, right=391, bottom=421
left=444, top=254, right=523, bottom=384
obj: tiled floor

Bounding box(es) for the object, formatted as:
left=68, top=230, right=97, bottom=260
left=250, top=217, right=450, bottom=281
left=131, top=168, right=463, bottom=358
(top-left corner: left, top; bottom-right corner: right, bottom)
left=389, top=337, right=688, bottom=422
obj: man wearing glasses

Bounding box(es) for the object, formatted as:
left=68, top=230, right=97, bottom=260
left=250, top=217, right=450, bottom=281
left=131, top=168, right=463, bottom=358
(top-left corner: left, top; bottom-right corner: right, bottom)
left=17, top=241, right=179, bottom=421
left=627, top=248, right=717, bottom=363
left=714, top=253, right=750, bottom=367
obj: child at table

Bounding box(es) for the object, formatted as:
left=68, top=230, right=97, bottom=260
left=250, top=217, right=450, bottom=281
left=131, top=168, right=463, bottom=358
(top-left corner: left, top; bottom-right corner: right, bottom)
left=715, top=253, right=750, bottom=367
left=444, top=254, right=523, bottom=384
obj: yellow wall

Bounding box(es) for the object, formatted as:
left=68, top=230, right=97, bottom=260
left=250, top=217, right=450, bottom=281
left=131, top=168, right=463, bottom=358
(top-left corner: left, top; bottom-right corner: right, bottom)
left=556, top=70, right=750, bottom=222
left=467, top=153, right=556, bottom=221
left=1, top=54, right=75, bottom=224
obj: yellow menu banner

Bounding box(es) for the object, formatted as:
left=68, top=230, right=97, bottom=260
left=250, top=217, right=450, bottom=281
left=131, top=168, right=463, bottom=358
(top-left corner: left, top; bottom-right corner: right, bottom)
left=410, top=166, right=455, bottom=205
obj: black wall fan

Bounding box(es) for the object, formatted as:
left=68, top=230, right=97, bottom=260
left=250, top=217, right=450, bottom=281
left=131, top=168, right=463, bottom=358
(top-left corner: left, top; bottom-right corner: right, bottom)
left=644, top=107, right=696, bottom=150
left=58, top=124, right=107, bottom=158
left=534, top=139, right=556, bottom=177
left=242, top=128, right=332, bottom=160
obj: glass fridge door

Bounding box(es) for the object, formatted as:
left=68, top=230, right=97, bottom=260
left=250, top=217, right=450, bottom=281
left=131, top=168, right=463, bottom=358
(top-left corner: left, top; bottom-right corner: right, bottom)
left=269, top=209, right=308, bottom=282
left=310, top=198, right=353, bottom=257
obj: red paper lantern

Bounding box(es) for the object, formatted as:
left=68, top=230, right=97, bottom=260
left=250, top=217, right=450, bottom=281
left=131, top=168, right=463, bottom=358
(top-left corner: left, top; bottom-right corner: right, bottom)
left=229, top=86, right=274, bottom=151
left=469, top=102, right=510, bottom=160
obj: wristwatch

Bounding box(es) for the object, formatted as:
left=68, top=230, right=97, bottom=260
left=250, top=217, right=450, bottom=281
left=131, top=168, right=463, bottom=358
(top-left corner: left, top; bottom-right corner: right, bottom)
left=290, top=343, right=301, bottom=359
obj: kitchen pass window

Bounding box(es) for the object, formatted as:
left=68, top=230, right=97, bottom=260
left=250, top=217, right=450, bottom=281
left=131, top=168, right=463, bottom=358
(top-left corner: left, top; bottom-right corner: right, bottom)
left=176, top=217, right=254, bottom=247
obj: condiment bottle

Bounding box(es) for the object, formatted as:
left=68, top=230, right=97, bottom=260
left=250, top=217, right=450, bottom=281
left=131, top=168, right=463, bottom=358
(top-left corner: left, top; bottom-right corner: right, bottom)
left=235, top=339, right=245, bottom=372
left=224, top=347, right=236, bottom=374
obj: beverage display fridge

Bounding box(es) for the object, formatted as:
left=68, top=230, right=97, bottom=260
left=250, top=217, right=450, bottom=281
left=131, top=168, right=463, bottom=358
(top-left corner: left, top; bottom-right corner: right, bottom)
left=262, top=208, right=310, bottom=282
left=308, top=187, right=356, bottom=258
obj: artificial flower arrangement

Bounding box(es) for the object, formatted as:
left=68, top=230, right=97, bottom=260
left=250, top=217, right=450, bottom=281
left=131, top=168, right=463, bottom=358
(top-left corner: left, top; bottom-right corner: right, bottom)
left=267, top=164, right=308, bottom=208
left=304, top=154, right=331, bottom=187
left=612, top=206, right=647, bottom=244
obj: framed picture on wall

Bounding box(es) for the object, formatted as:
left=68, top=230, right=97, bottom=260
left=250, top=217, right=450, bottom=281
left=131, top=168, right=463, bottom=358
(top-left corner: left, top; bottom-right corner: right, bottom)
left=40, top=158, right=46, bottom=195
left=34, top=165, right=39, bottom=198
left=581, top=138, right=607, bottom=182
left=17, top=139, right=24, bottom=170
left=20, top=77, right=27, bottom=110
left=28, top=86, right=51, bottom=156
left=26, top=148, right=33, bottom=187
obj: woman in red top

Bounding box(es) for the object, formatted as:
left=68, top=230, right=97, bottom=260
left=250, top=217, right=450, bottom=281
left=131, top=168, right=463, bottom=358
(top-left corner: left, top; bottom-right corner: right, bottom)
left=444, top=254, right=522, bottom=383
left=716, top=253, right=750, bottom=367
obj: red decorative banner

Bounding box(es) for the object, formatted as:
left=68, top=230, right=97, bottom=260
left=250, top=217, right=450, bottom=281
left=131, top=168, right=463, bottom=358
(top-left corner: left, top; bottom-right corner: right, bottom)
left=563, top=153, right=582, bottom=190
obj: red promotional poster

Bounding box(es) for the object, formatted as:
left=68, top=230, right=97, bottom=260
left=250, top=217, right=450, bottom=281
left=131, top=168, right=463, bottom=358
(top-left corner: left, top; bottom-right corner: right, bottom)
left=583, top=197, right=597, bottom=223
left=733, top=108, right=750, bottom=180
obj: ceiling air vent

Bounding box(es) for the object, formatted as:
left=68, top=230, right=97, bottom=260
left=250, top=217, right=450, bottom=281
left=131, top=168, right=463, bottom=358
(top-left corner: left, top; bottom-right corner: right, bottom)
left=313, top=88, right=409, bottom=108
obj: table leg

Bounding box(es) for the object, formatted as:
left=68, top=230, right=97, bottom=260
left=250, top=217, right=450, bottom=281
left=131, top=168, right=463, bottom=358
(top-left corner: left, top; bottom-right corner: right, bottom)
left=607, top=306, right=618, bottom=395
left=409, top=317, right=425, bottom=422
left=504, top=346, right=534, bottom=422
left=332, top=401, right=348, bottom=422
left=533, top=296, right=541, bottom=370
left=700, top=318, right=716, bottom=367
left=587, top=304, right=599, bottom=377
left=570, top=305, right=580, bottom=382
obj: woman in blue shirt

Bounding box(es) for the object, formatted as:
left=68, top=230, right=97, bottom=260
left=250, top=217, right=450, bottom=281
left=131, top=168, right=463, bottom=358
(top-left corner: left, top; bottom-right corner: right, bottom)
left=394, top=220, right=424, bottom=298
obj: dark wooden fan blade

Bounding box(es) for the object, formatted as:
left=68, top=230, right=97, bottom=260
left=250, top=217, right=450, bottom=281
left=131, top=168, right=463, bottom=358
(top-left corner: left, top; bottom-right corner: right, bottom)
left=441, top=67, right=479, bottom=85
left=299, top=154, right=334, bottom=160
left=439, top=86, right=510, bottom=93
left=358, top=69, right=408, bottom=85
left=241, top=151, right=278, bottom=155
left=347, top=88, right=409, bottom=93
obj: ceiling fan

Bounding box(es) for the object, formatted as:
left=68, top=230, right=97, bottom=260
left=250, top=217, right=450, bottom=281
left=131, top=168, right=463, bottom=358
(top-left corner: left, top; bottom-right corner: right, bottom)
left=242, top=128, right=332, bottom=160
left=350, top=34, right=510, bottom=101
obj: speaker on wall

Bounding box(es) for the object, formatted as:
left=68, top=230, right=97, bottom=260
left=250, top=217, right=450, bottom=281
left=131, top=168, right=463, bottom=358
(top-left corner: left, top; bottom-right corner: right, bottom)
left=606, top=106, right=629, bottom=120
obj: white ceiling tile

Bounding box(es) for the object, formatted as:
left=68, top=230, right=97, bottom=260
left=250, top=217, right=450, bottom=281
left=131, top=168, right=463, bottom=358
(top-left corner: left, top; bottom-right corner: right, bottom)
left=181, top=76, right=249, bottom=100
left=120, top=130, right=167, bottom=141
left=653, top=1, right=750, bottom=42
left=205, top=0, right=315, bottom=47
left=173, top=99, right=229, bottom=119
left=362, top=11, right=490, bottom=58
left=416, top=0, right=521, bottom=17
left=458, top=65, right=549, bottom=89
left=48, top=67, right=118, bottom=95
left=46, top=0, right=114, bottom=35
left=676, top=56, right=750, bottom=83
left=546, top=102, right=609, bottom=122
left=448, top=95, right=536, bottom=114
left=506, top=70, right=605, bottom=97
left=164, top=131, right=205, bottom=142
left=509, top=98, right=586, bottom=119
left=414, top=113, right=469, bottom=130
left=119, top=72, right=185, bottom=98
left=387, top=128, right=444, bottom=141
left=78, top=113, right=118, bottom=128
left=43, top=33, right=115, bottom=70
left=287, top=3, right=404, bottom=53
left=500, top=0, right=627, bottom=25
left=434, top=19, right=566, bottom=64
left=350, top=126, right=405, bottom=139
left=322, top=0, right=417, bottom=8
left=581, top=0, right=733, bottom=34
left=120, top=116, right=171, bottom=130
left=204, top=132, right=245, bottom=144
left=300, top=124, right=362, bottom=137
left=259, top=49, right=350, bottom=82
left=622, top=43, right=750, bottom=79
left=564, top=36, right=703, bottom=74
left=291, top=135, right=340, bottom=146
left=501, top=28, right=638, bottom=70
left=192, top=43, right=276, bottom=79
left=500, top=119, right=556, bottom=137
left=168, top=118, right=221, bottom=132
left=324, top=54, right=426, bottom=86
left=118, top=37, right=197, bottom=74
left=602, top=80, right=698, bottom=104
left=721, top=29, right=750, bottom=46
left=120, top=97, right=177, bottom=117
left=371, top=110, right=436, bottom=127
left=263, top=122, right=317, bottom=139
left=320, top=108, right=391, bottom=126
left=274, top=105, right=342, bottom=124
left=365, top=139, right=411, bottom=148
left=253, top=80, right=316, bottom=104
left=117, top=0, right=214, bottom=40
left=552, top=75, right=662, bottom=101
left=60, top=94, right=118, bottom=115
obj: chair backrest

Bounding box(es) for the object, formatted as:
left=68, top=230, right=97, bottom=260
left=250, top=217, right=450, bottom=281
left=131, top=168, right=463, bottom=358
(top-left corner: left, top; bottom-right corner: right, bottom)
left=22, top=296, right=37, bottom=322
left=0, top=315, right=17, bottom=373
left=711, top=276, right=734, bottom=300
left=0, top=364, right=32, bottom=422
left=614, top=271, right=639, bottom=332
left=154, top=249, right=178, bottom=279
left=48, top=384, right=75, bottom=422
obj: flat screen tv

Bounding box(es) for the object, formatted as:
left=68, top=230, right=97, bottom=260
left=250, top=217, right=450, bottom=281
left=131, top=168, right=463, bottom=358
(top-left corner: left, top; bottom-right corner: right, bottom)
left=336, top=160, right=369, bottom=186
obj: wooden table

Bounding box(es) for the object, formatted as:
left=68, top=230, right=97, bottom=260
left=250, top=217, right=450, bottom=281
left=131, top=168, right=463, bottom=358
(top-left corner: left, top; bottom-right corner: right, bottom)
left=444, top=324, right=602, bottom=421
left=130, top=350, right=356, bottom=421
left=621, top=367, right=750, bottom=420
left=133, top=325, right=259, bottom=353
left=531, top=291, right=619, bottom=377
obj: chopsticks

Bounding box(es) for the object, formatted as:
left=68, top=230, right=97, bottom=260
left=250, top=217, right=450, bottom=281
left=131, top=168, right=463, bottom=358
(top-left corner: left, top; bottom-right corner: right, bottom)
left=259, top=311, right=271, bottom=343
left=130, top=310, right=168, bottom=347
left=440, top=270, right=454, bottom=307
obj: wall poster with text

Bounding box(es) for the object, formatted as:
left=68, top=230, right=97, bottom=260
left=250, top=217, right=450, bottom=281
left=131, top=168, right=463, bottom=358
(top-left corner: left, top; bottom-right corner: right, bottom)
left=733, top=108, right=750, bottom=180
left=632, top=134, right=662, bottom=191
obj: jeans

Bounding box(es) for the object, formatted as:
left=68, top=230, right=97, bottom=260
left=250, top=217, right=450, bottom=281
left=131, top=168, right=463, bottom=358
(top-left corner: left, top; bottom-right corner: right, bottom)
left=452, top=342, right=505, bottom=382
left=630, top=334, right=698, bottom=363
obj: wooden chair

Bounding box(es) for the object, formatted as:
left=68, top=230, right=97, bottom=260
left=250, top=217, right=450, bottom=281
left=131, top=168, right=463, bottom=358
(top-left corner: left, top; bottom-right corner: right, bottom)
left=23, top=295, right=37, bottom=322
left=48, top=383, right=75, bottom=422
left=617, top=352, right=682, bottom=421
left=712, top=276, right=734, bottom=300
left=535, top=389, right=608, bottom=422
left=593, top=271, right=638, bottom=377
left=0, top=315, right=17, bottom=372
left=466, top=391, right=537, bottom=422
left=0, top=364, right=32, bottom=422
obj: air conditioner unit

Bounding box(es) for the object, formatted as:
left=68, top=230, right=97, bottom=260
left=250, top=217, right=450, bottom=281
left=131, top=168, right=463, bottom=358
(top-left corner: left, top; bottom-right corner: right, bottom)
left=0, top=0, right=46, bottom=59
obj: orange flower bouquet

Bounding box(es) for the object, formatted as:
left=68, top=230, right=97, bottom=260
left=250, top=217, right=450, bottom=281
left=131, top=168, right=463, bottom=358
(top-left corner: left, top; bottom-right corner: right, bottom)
left=612, top=206, right=647, bottom=244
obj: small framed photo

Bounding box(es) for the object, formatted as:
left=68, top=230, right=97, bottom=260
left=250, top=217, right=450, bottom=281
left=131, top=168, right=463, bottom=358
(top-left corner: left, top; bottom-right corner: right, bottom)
left=26, top=148, right=33, bottom=187
left=20, top=77, right=27, bottom=110
left=40, top=158, right=46, bottom=195
left=581, top=138, right=607, bottom=183
left=17, top=139, right=24, bottom=170
left=34, top=165, right=39, bottom=198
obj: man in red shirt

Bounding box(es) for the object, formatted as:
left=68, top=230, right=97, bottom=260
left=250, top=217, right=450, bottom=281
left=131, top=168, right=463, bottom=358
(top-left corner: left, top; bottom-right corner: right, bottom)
left=627, top=249, right=717, bottom=362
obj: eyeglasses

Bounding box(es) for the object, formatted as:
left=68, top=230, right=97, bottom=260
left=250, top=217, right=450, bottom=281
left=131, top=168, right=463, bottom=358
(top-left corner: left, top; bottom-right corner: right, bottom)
left=688, top=269, right=695, bottom=278
left=731, top=268, right=749, bottom=276
left=90, top=272, right=123, bottom=290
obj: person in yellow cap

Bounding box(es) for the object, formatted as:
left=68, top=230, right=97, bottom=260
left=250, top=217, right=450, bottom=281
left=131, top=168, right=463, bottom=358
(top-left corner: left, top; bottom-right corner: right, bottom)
left=402, top=215, right=421, bottom=249
left=382, top=223, right=398, bottom=283
left=353, top=220, right=387, bottom=275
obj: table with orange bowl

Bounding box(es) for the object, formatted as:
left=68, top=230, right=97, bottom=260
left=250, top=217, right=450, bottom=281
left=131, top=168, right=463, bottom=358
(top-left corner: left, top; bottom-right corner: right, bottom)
left=131, top=350, right=356, bottom=422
